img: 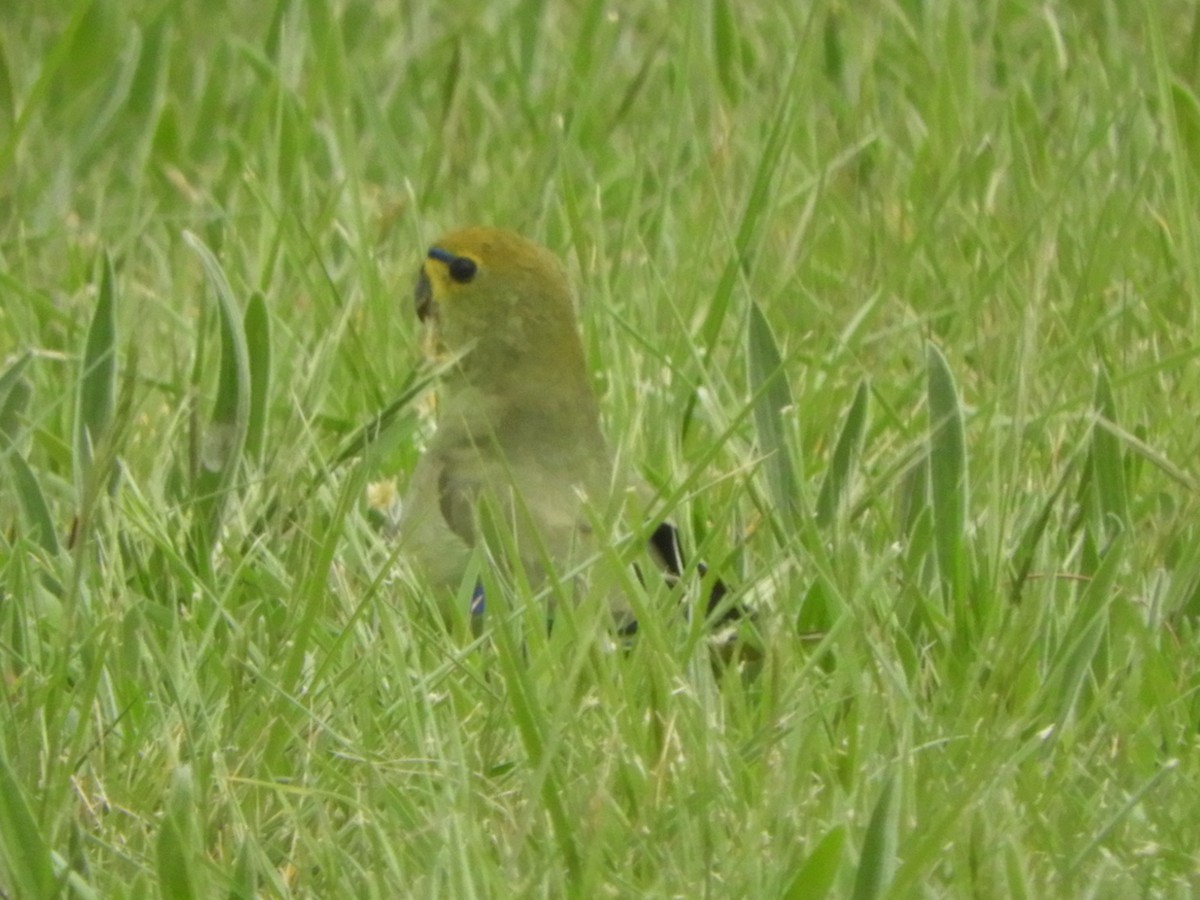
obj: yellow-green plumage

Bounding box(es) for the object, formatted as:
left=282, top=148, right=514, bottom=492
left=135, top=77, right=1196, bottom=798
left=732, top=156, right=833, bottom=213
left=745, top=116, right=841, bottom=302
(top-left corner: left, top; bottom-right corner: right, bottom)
left=398, top=227, right=629, bottom=619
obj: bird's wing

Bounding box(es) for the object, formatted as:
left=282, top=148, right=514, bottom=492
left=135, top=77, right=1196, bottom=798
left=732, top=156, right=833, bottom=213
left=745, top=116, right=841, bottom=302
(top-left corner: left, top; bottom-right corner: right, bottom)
left=396, top=441, right=476, bottom=592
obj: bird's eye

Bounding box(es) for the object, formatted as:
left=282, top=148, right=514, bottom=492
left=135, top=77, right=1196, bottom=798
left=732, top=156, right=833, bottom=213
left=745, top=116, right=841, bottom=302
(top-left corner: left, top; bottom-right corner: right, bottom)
left=448, top=256, right=477, bottom=284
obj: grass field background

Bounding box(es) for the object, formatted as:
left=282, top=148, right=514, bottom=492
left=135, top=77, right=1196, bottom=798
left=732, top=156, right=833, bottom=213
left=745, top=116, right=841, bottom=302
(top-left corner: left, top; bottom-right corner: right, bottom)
left=3, top=1, right=1199, bottom=896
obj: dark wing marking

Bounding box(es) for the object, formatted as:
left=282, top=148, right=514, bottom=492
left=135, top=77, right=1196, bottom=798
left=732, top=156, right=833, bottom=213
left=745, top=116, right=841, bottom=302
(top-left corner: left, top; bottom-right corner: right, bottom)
left=650, top=522, right=686, bottom=576
left=646, top=521, right=740, bottom=624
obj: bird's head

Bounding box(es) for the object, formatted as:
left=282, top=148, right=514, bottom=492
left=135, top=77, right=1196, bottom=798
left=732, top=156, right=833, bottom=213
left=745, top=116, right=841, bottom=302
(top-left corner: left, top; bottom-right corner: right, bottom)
left=414, top=227, right=581, bottom=375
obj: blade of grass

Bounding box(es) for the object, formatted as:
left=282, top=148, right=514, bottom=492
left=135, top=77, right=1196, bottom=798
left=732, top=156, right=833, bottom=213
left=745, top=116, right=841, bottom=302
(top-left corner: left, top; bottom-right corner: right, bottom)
left=816, top=379, right=870, bottom=528
left=243, top=290, right=271, bottom=465
left=1148, top=7, right=1200, bottom=324
left=926, top=343, right=969, bottom=607
left=183, top=231, right=251, bottom=572
left=1092, top=416, right=1197, bottom=492
left=700, top=53, right=800, bottom=355
left=0, top=752, right=56, bottom=900
left=0, top=360, right=51, bottom=550
left=155, top=766, right=200, bottom=900
left=74, top=251, right=118, bottom=495
left=1008, top=450, right=1080, bottom=604
left=0, top=0, right=94, bottom=172
left=1039, top=533, right=1126, bottom=729
left=712, top=0, right=743, bottom=104
left=1090, top=365, right=1129, bottom=532
left=747, top=299, right=803, bottom=535
left=6, top=452, right=60, bottom=556
left=72, top=26, right=143, bottom=171
left=851, top=774, right=900, bottom=900
left=0, top=34, right=13, bottom=134
left=784, top=825, right=845, bottom=900
left=490, top=598, right=582, bottom=888
left=0, top=352, right=31, bottom=442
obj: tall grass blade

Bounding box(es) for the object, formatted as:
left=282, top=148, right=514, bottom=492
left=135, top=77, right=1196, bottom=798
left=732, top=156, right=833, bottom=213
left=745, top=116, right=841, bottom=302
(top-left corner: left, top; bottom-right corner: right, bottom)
left=1008, top=453, right=1079, bottom=603
left=816, top=380, right=869, bottom=528
left=7, top=452, right=60, bottom=555
left=1090, top=365, right=1129, bottom=533
left=712, top=0, right=742, bottom=103
left=1149, top=9, right=1200, bottom=325
left=0, top=752, right=56, bottom=900
left=926, top=343, right=968, bottom=606
left=0, top=353, right=31, bottom=443
left=74, top=252, right=118, bottom=494
left=700, top=54, right=799, bottom=353
left=0, top=34, right=13, bottom=134
left=490, top=590, right=582, bottom=886
left=0, top=0, right=93, bottom=171
left=243, top=291, right=271, bottom=465
left=155, top=767, right=199, bottom=900
left=183, top=231, right=251, bottom=570
left=784, top=825, right=845, bottom=900
left=0, top=357, right=40, bottom=547
left=851, top=774, right=900, bottom=900
left=1040, top=534, right=1126, bottom=729
left=747, top=299, right=803, bottom=533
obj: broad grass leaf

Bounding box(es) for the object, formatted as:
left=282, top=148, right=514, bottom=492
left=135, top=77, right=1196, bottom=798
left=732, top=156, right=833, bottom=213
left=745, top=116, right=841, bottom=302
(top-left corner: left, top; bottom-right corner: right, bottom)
left=748, top=300, right=803, bottom=534
left=75, top=252, right=117, bottom=493
left=784, top=825, right=845, bottom=900
left=926, top=343, right=968, bottom=606
left=852, top=774, right=900, bottom=900
left=183, top=231, right=251, bottom=570
left=816, top=379, right=869, bottom=528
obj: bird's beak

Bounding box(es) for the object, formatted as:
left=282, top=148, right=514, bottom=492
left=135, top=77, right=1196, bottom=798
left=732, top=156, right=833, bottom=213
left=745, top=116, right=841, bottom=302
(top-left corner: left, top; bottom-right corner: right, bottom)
left=414, top=268, right=436, bottom=321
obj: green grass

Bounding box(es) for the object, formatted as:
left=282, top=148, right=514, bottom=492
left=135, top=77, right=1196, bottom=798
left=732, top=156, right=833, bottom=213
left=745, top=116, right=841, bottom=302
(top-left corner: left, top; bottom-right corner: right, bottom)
left=3, top=1, right=1200, bottom=896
